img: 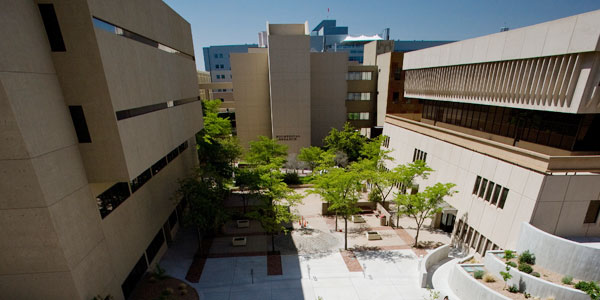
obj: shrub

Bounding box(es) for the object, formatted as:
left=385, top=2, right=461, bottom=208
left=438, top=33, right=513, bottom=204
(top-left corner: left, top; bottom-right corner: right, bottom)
left=154, top=264, right=168, bottom=280
left=531, top=272, right=541, bottom=278
left=518, top=263, right=533, bottom=274
left=474, top=270, right=485, bottom=279
left=506, top=261, right=517, bottom=268
left=283, top=172, right=301, bottom=185
left=368, top=190, right=382, bottom=203
left=561, top=275, right=573, bottom=285
left=574, top=281, right=600, bottom=300
left=504, top=249, right=516, bottom=260
left=508, top=284, right=519, bottom=293
left=483, top=273, right=497, bottom=282
left=519, top=250, right=536, bottom=265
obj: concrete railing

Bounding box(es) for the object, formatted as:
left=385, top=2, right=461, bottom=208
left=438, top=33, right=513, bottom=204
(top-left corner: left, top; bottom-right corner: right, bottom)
left=419, top=244, right=451, bottom=288
left=449, top=263, right=510, bottom=300
left=516, top=222, right=600, bottom=282
left=485, top=250, right=589, bottom=300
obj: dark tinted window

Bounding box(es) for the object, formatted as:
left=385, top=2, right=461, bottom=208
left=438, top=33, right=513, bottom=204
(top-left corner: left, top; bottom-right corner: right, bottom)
left=145, top=229, right=165, bottom=264
left=473, top=176, right=482, bottom=194
left=68, top=106, right=92, bottom=143
left=38, top=4, right=66, bottom=51
left=97, top=182, right=130, bottom=218
left=121, top=254, right=147, bottom=299
left=584, top=200, right=600, bottom=224
left=130, top=169, right=152, bottom=193
left=151, top=157, right=167, bottom=175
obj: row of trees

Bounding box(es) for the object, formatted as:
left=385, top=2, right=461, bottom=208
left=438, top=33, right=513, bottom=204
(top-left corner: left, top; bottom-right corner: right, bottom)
left=176, top=100, right=300, bottom=253
left=305, top=125, right=456, bottom=250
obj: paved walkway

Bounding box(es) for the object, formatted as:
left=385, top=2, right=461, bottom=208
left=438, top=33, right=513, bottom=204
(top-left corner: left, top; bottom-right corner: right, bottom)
left=431, top=258, right=462, bottom=300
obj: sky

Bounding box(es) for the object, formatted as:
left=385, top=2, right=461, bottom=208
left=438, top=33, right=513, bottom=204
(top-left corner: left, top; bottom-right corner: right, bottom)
left=164, top=0, right=600, bottom=71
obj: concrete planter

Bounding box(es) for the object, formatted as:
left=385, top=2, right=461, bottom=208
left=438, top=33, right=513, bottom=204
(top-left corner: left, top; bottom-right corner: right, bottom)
left=485, top=250, right=589, bottom=300
left=449, top=263, right=510, bottom=300
left=236, top=219, right=250, bottom=228
left=352, top=215, right=365, bottom=223
left=366, top=231, right=382, bottom=240
left=232, top=236, right=247, bottom=246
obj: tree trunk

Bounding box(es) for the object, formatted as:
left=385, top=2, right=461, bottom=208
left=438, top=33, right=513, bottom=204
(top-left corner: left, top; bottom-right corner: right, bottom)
left=241, top=194, right=247, bottom=214
left=335, top=213, right=338, bottom=231
left=344, top=217, right=348, bottom=250
left=396, top=207, right=400, bottom=229
left=271, top=233, right=275, bottom=253
left=414, top=225, right=420, bottom=248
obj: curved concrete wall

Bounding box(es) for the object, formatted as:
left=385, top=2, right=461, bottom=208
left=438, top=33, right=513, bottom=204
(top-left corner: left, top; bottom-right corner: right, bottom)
left=485, top=250, right=589, bottom=300
left=419, top=244, right=451, bottom=287
left=516, top=223, right=600, bottom=281
left=449, top=264, right=510, bottom=300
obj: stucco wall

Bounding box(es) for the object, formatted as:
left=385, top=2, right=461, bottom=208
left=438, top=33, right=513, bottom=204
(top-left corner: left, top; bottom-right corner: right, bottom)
left=485, top=250, right=589, bottom=300
left=516, top=223, right=600, bottom=282
left=449, top=264, right=510, bottom=300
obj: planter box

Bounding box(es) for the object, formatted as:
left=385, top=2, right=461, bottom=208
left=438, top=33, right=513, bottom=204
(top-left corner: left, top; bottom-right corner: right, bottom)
left=352, top=215, right=366, bottom=223
left=237, top=219, right=250, bottom=228
left=232, top=236, right=247, bottom=246
left=366, top=231, right=382, bottom=240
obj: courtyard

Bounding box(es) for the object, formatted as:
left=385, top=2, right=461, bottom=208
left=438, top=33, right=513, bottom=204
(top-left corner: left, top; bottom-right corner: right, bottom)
left=156, top=187, right=452, bottom=300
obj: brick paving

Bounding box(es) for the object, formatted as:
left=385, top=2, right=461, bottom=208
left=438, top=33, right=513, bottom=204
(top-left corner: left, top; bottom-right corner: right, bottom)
left=339, top=249, right=363, bottom=272
left=266, top=252, right=283, bottom=275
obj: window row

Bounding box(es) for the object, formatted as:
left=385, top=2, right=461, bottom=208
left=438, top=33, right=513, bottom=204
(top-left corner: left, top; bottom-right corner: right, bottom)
left=383, top=136, right=390, bottom=148
left=121, top=205, right=180, bottom=299
left=348, top=112, right=369, bottom=120
left=456, top=220, right=499, bottom=256
left=214, top=53, right=224, bottom=58
left=215, top=74, right=231, bottom=79
left=421, top=100, right=600, bottom=152
left=346, top=71, right=372, bottom=80
left=215, top=64, right=225, bottom=69
left=412, top=148, right=427, bottom=162
left=92, top=17, right=193, bottom=60
left=214, top=88, right=232, bottom=92
left=115, top=96, right=200, bottom=121
left=97, top=140, right=189, bottom=218
left=472, top=176, right=509, bottom=209
left=347, top=92, right=371, bottom=101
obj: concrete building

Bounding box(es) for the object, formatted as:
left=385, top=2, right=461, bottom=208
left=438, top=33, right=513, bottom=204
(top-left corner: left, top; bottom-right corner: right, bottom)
left=1, top=1, right=202, bottom=299
left=202, top=44, right=258, bottom=102
left=383, top=9, right=600, bottom=252
left=231, top=22, right=381, bottom=154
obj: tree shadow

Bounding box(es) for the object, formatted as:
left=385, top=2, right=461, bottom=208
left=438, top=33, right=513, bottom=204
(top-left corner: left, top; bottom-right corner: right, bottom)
left=353, top=249, right=414, bottom=263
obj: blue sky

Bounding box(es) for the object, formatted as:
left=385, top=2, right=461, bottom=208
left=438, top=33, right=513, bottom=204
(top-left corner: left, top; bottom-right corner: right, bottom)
left=164, top=0, right=600, bottom=71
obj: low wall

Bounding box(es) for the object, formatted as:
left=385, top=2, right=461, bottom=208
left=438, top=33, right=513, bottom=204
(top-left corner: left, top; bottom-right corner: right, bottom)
left=321, top=201, right=377, bottom=215
left=449, top=263, right=510, bottom=300
left=419, top=244, right=451, bottom=288
left=516, top=222, right=600, bottom=282
left=485, top=250, right=589, bottom=300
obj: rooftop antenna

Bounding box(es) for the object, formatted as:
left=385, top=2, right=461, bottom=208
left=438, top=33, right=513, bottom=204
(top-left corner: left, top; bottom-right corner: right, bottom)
left=327, top=8, right=330, bottom=19
left=500, top=22, right=509, bottom=32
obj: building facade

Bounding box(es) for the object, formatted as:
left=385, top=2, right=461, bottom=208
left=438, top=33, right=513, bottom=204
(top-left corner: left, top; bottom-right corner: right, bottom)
left=1, top=1, right=203, bottom=299
left=202, top=44, right=258, bottom=102
left=383, top=9, right=600, bottom=253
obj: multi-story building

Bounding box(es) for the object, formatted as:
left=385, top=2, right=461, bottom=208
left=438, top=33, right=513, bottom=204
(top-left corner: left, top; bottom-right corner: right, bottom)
left=383, top=9, right=600, bottom=253
left=1, top=1, right=203, bottom=299
left=231, top=22, right=382, bottom=154
left=202, top=44, right=258, bottom=102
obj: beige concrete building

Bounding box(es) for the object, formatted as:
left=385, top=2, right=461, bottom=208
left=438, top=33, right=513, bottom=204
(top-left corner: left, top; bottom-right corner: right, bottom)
left=0, top=1, right=202, bottom=299
left=383, top=9, right=600, bottom=253
left=231, top=23, right=381, bottom=154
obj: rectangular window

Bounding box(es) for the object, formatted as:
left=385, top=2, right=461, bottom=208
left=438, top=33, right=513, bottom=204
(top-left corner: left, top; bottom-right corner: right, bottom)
left=348, top=112, right=369, bottom=120
left=346, top=71, right=372, bottom=80
left=121, top=254, right=148, bottom=299
left=168, top=210, right=178, bottom=228
left=491, top=184, right=501, bottom=205
left=473, top=176, right=482, bottom=194
left=393, top=92, right=400, bottom=103
left=38, top=4, right=66, bottom=52
left=130, top=169, right=152, bottom=193
left=151, top=157, right=167, bottom=175
left=166, top=148, right=179, bottom=162
left=498, top=187, right=509, bottom=209
left=97, top=182, right=130, bottom=218
left=478, top=179, right=488, bottom=198
left=584, top=200, right=600, bottom=224
left=68, top=106, right=92, bottom=143
left=145, top=229, right=165, bottom=264
left=485, top=182, right=495, bottom=202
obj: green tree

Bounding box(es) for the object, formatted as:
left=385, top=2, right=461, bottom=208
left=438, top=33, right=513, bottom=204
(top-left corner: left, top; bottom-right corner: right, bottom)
left=196, top=99, right=242, bottom=180
left=298, top=146, right=324, bottom=172
left=393, top=161, right=432, bottom=226
left=323, top=123, right=367, bottom=162
left=310, top=167, right=363, bottom=250
left=246, top=136, right=288, bottom=166
left=234, top=167, right=261, bottom=214
left=176, top=167, right=229, bottom=243
left=395, top=182, right=456, bottom=247
left=245, top=136, right=301, bottom=252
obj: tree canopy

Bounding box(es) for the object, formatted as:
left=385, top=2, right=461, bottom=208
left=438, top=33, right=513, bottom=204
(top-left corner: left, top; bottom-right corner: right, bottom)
left=323, top=123, right=367, bottom=162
